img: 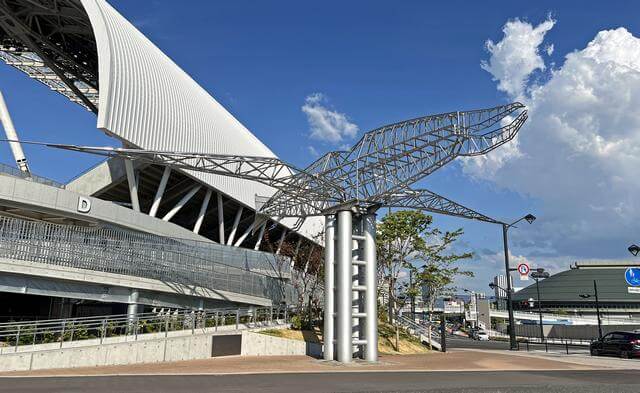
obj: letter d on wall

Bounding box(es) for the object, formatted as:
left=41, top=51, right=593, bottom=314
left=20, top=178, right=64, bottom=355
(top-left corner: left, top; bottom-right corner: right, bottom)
left=77, top=196, right=91, bottom=213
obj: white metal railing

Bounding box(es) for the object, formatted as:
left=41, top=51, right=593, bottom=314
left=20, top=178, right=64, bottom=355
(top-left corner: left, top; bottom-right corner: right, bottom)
left=0, top=305, right=287, bottom=354
left=0, top=162, right=64, bottom=188
left=396, top=315, right=441, bottom=349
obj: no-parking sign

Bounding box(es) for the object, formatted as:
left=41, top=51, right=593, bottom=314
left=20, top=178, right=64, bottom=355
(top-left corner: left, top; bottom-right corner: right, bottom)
left=517, top=262, right=530, bottom=281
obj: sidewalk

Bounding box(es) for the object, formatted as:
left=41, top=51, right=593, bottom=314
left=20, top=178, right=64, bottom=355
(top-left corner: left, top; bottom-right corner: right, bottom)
left=0, top=349, right=614, bottom=377
left=455, top=347, right=640, bottom=370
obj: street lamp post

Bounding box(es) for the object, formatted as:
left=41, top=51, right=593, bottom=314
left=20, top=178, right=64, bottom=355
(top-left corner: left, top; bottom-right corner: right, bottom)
left=530, top=268, right=549, bottom=343
left=500, top=214, right=536, bottom=350
left=409, top=269, right=416, bottom=322
left=463, top=289, right=479, bottom=328
left=579, top=280, right=603, bottom=340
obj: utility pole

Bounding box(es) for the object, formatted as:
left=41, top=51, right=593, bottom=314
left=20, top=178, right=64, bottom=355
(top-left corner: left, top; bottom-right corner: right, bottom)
left=502, top=223, right=517, bottom=349
left=579, top=279, right=603, bottom=341
left=594, top=280, right=603, bottom=340
left=501, top=214, right=536, bottom=350
left=531, top=268, right=549, bottom=343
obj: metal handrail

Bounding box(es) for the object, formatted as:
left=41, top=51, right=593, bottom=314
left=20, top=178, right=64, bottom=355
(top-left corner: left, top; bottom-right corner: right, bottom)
left=0, top=162, right=65, bottom=188
left=0, top=215, right=297, bottom=303
left=0, top=305, right=287, bottom=353
left=397, top=315, right=441, bottom=342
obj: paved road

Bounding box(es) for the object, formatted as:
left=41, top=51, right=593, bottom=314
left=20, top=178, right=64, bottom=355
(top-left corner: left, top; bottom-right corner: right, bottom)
left=445, top=334, right=511, bottom=350
left=445, top=334, right=590, bottom=355
left=2, top=370, right=638, bottom=392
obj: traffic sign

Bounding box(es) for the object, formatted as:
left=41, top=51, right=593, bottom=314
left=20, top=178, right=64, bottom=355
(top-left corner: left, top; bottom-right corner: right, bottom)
left=517, top=262, right=530, bottom=280
left=625, top=267, right=640, bottom=287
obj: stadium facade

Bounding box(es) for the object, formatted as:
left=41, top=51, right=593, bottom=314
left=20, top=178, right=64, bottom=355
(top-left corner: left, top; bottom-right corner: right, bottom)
left=512, top=261, right=640, bottom=317
left=0, top=0, right=322, bottom=320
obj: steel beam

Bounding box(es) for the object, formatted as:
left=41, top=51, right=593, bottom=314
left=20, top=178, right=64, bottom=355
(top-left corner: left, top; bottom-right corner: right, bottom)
left=336, top=209, right=353, bottom=363
left=234, top=216, right=262, bottom=248
left=0, top=89, right=29, bottom=174
left=217, top=193, right=225, bottom=244
left=124, top=159, right=140, bottom=212
left=162, top=185, right=201, bottom=221
left=193, top=188, right=212, bottom=234
left=149, top=166, right=171, bottom=217
left=276, top=229, right=287, bottom=255
left=227, top=206, right=244, bottom=245
left=323, top=215, right=335, bottom=361
left=253, top=220, right=267, bottom=250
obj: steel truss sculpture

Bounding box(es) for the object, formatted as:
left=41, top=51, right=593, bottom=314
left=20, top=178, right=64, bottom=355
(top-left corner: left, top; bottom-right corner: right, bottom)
left=5, top=102, right=527, bottom=363
left=0, top=0, right=99, bottom=112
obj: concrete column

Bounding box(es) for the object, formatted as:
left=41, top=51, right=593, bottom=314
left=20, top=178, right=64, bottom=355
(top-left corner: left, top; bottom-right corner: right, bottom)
left=364, top=213, right=378, bottom=362
left=336, top=210, right=353, bottom=363
left=149, top=166, right=171, bottom=217
left=124, top=159, right=140, bottom=212
left=217, top=193, right=225, bottom=244
left=162, top=185, right=201, bottom=221
left=127, top=289, right=139, bottom=320
left=193, top=188, right=212, bottom=234
left=227, top=206, right=244, bottom=245
left=323, top=215, right=336, bottom=361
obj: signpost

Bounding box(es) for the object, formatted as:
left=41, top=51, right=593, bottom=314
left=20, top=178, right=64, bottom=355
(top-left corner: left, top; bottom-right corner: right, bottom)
left=517, top=262, right=530, bottom=281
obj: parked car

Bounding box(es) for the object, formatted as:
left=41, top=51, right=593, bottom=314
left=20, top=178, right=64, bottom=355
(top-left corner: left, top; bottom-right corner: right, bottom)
left=590, top=331, right=640, bottom=359
left=476, top=330, right=490, bottom=341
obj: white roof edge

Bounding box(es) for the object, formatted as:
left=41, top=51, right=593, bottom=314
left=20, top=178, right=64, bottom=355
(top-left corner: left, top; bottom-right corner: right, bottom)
left=79, top=0, right=323, bottom=243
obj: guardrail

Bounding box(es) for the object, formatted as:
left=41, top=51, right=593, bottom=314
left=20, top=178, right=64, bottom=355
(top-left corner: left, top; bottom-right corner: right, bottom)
left=396, top=315, right=441, bottom=350
left=0, top=162, right=65, bottom=188
left=0, top=215, right=296, bottom=303
left=490, top=309, right=640, bottom=325
left=0, top=306, right=286, bottom=354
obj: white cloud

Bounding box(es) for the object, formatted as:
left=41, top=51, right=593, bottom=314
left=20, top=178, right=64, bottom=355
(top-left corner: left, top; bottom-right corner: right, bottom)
left=307, top=145, right=320, bottom=157
left=302, top=93, right=359, bottom=144
left=545, top=44, right=554, bottom=56
left=481, top=17, right=555, bottom=98
left=470, top=21, right=640, bottom=260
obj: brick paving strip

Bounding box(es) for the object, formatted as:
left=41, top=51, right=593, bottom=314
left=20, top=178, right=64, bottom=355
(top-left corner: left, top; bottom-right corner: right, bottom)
left=451, top=348, right=640, bottom=370
left=0, top=350, right=617, bottom=377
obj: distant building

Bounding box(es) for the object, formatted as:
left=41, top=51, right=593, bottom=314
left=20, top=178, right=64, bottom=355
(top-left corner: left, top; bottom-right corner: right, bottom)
left=493, top=275, right=513, bottom=310
left=512, top=261, right=640, bottom=317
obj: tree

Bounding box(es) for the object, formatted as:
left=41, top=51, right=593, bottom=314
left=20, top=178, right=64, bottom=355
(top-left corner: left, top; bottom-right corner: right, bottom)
left=377, top=210, right=474, bottom=326
left=376, top=210, right=436, bottom=325
left=415, top=228, right=474, bottom=319
left=262, top=230, right=324, bottom=330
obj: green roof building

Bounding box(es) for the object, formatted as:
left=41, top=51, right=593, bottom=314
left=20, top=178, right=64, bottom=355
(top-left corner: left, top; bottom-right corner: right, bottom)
left=512, top=261, right=640, bottom=317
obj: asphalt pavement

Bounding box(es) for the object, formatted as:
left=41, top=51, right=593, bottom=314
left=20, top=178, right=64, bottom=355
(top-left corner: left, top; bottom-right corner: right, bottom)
left=2, top=370, right=638, bottom=393
left=445, top=334, right=511, bottom=350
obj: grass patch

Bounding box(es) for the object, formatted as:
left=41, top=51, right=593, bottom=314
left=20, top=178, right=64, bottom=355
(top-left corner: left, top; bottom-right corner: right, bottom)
left=259, top=322, right=432, bottom=355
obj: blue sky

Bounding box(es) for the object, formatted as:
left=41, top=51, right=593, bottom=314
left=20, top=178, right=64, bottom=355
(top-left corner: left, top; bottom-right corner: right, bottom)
left=2, top=0, right=640, bottom=293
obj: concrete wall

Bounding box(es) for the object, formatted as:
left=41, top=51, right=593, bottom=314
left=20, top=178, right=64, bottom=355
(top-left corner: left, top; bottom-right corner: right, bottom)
left=0, top=323, right=295, bottom=372
left=0, top=174, right=207, bottom=242
left=240, top=331, right=322, bottom=358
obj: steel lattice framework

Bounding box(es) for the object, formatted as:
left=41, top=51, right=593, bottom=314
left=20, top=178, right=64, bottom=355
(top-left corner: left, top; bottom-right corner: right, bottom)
left=0, top=0, right=99, bottom=112
left=21, top=102, right=526, bottom=223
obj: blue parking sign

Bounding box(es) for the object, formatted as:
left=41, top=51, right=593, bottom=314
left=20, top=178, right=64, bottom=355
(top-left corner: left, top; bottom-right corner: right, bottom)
left=625, top=267, right=640, bottom=286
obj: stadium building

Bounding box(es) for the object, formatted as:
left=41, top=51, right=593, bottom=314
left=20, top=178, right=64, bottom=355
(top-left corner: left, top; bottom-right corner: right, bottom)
left=512, top=261, right=640, bottom=317
left=0, top=0, right=322, bottom=321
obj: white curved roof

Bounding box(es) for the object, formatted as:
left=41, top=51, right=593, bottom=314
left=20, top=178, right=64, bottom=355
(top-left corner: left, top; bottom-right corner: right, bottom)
left=80, top=0, right=322, bottom=238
